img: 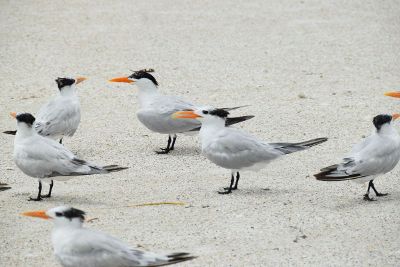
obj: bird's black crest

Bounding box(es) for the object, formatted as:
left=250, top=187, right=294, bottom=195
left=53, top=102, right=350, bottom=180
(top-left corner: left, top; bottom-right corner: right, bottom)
left=373, top=114, right=392, bottom=130
left=209, top=109, right=230, bottom=118
left=56, top=208, right=86, bottom=221
left=16, top=113, right=36, bottom=126
left=55, top=77, right=75, bottom=90
left=129, top=69, right=158, bottom=86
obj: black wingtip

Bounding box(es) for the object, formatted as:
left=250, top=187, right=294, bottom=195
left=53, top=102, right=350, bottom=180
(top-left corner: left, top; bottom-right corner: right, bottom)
left=167, top=253, right=197, bottom=265
left=225, top=115, right=255, bottom=126
left=103, top=165, right=129, bottom=172
left=3, top=130, right=17, bottom=135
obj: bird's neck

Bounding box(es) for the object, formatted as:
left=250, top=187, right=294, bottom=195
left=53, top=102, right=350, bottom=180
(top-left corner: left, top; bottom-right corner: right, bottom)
left=54, top=219, right=84, bottom=229
left=137, top=84, right=159, bottom=107
left=60, top=85, right=77, bottom=97
left=199, top=119, right=226, bottom=143
left=378, top=124, right=398, bottom=136
left=15, top=124, right=36, bottom=139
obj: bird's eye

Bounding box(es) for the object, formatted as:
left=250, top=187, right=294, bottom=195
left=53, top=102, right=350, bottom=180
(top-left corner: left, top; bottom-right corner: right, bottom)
left=55, top=212, right=62, bottom=217
left=202, top=110, right=209, bottom=114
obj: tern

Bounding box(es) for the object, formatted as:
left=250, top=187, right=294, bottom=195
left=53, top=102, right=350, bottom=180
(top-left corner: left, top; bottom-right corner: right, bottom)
left=109, top=69, right=253, bottom=154
left=22, top=206, right=196, bottom=267
left=11, top=112, right=128, bottom=201
left=4, top=77, right=86, bottom=144
left=315, top=114, right=400, bottom=201
left=172, top=108, right=328, bottom=194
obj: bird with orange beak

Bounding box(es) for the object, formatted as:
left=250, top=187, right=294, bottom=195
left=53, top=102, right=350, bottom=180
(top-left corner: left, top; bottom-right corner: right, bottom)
left=315, top=114, right=400, bottom=201
left=22, top=206, right=196, bottom=267
left=172, top=108, right=327, bottom=194
left=11, top=112, right=128, bottom=201
left=109, top=69, right=253, bottom=154
left=4, top=77, right=86, bottom=144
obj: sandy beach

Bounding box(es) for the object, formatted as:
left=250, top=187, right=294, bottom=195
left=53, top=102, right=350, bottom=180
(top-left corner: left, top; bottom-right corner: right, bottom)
left=1, top=0, right=400, bottom=266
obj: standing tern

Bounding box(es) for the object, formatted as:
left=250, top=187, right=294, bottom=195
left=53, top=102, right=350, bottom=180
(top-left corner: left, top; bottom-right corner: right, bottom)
left=11, top=112, right=128, bottom=201
left=4, top=77, right=86, bottom=144
left=172, top=108, right=328, bottom=194
left=22, top=206, right=196, bottom=267
left=109, top=69, right=253, bottom=154
left=314, top=114, right=400, bottom=201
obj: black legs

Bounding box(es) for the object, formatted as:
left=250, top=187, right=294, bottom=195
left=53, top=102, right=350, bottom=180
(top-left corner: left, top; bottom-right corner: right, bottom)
left=42, top=180, right=54, bottom=198
left=220, top=172, right=240, bottom=194
left=233, top=172, right=240, bottom=190
left=364, top=180, right=388, bottom=201
left=156, top=135, right=177, bottom=154
left=29, top=181, right=43, bottom=201
left=170, top=135, right=177, bottom=150
left=29, top=180, right=54, bottom=201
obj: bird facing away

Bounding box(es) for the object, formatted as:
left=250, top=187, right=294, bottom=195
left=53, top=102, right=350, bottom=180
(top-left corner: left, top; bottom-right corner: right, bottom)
left=4, top=77, right=86, bottom=144
left=22, top=206, right=197, bottom=267
left=109, top=69, right=253, bottom=154
left=11, top=112, right=128, bottom=201
left=172, top=108, right=328, bottom=194
left=314, top=114, right=400, bottom=201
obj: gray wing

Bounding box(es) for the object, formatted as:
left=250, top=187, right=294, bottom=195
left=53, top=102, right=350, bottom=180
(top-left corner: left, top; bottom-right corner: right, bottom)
left=203, top=128, right=284, bottom=170
left=316, top=133, right=400, bottom=180
left=14, top=135, right=100, bottom=178
left=56, top=229, right=194, bottom=267
left=137, top=95, right=200, bottom=134
left=35, top=97, right=81, bottom=137
left=345, top=135, right=400, bottom=176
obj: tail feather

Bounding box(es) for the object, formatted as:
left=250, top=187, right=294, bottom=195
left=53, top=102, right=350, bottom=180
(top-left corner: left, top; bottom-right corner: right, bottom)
left=314, top=164, right=364, bottom=181
left=102, top=165, right=129, bottom=172
left=225, top=115, right=254, bottom=126
left=3, top=130, right=17, bottom=135
left=190, top=115, right=254, bottom=132
left=271, top=137, right=328, bottom=154
left=161, top=253, right=197, bottom=266
left=0, top=183, right=11, bottom=192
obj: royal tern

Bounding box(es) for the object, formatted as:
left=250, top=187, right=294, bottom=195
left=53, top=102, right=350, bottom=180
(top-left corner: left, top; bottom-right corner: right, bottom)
left=22, top=206, right=196, bottom=267
left=11, top=112, right=128, bottom=201
left=4, top=77, right=86, bottom=144
left=109, top=69, right=253, bottom=154
left=172, top=108, right=328, bottom=194
left=315, top=114, right=400, bottom=201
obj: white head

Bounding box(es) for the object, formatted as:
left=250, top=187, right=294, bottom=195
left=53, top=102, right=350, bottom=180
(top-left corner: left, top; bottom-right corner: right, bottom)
left=172, top=108, right=230, bottom=127
left=55, top=77, right=86, bottom=96
left=22, top=206, right=86, bottom=228
left=109, top=69, right=158, bottom=93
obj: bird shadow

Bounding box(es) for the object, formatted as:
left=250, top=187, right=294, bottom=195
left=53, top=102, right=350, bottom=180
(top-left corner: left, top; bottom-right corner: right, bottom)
left=214, top=187, right=292, bottom=197
left=157, top=146, right=201, bottom=157
left=39, top=194, right=108, bottom=206
left=333, top=191, right=400, bottom=210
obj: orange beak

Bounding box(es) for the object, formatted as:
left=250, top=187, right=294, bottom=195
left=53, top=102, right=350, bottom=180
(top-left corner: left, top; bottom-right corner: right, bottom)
left=75, top=77, right=87, bottom=85
left=109, top=77, right=134, bottom=83
left=392, top=113, right=400, bottom=120
left=384, top=91, right=400, bottom=98
left=172, top=110, right=202, bottom=119
left=21, top=210, right=50, bottom=220
left=10, top=112, right=17, bottom=119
